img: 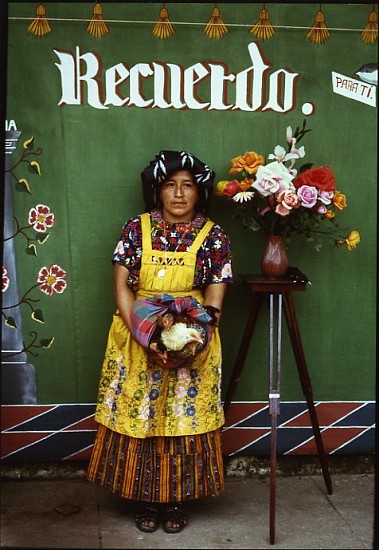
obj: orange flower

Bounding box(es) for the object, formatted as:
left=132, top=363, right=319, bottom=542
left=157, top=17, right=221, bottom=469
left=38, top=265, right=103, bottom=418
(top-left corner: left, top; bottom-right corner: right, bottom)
left=333, top=192, right=347, bottom=211
left=324, top=209, right=335, bottom=219
left=229, top=151, right=265, bottom=175
left=239, top=178, right=254, bottom=191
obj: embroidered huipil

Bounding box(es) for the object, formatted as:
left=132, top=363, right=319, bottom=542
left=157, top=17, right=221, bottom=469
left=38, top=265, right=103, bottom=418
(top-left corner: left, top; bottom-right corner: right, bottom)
left=94, top=211, right=233, bottom=438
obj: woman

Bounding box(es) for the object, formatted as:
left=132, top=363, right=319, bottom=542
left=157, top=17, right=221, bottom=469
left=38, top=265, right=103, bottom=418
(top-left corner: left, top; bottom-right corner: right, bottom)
left=87, top=150, right=233, bottom=533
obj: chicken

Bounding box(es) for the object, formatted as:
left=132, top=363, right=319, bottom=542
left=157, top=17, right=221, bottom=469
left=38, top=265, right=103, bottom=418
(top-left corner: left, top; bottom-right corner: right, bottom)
left=160, top=322, right=203, bottom=352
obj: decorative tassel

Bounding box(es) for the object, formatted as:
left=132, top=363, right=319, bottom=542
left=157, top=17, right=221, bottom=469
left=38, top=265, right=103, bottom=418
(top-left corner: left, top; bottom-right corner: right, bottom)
left=306, top=7, right=330, bottom=45
left=250, top=6, right=275, bottom=41
left=361, top=7, right=378, bottom=44
left=152, top=5, right=175, bottom=40
left=203, top=4, right=228, bottom=40
left=27, top=4, right=51, bottom=37
left=87, top=2, right=108, bottom=38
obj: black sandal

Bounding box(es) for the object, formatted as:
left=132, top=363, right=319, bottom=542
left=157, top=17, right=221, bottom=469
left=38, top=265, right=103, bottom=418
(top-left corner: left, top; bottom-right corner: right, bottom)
left=135, top=505, right=160, bottom=533
left=162, top=505, right=188, bottom=534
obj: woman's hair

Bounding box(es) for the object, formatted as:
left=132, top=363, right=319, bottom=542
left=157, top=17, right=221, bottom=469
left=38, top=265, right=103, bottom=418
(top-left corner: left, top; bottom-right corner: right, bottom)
left=141, top=150, right=215, bottom=215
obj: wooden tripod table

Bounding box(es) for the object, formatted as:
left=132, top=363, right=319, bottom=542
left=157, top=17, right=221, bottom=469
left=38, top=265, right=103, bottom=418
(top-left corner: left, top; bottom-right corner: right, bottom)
left=223, top=274, right=333, bottom=545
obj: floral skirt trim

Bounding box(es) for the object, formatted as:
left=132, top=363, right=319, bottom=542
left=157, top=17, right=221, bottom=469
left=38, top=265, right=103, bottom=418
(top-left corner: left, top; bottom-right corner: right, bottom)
left=86, top=424, right=225, bottom=503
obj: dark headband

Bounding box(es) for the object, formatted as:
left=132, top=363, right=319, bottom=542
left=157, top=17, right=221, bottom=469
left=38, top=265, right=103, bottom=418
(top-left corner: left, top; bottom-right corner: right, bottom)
left=141, top=150, right=215, bottom=214
left=141, top=150, right=215, bottom=188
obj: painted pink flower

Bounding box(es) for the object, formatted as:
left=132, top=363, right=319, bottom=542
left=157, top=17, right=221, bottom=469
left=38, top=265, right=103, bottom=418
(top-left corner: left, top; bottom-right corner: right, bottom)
left=28, top=204, right=55, bottom=233
left=297, top=185, right=318, bottom=209
left=37, top=264, right=67, bottom=296
left=2, top=266, right=10, bottom=293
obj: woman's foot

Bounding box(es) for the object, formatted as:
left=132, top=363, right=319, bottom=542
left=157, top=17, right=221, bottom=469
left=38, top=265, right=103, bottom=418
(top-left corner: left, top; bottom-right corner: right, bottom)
left=135, top=505, right=160, bottom=533
left=162, top=504, right=188, bottom=534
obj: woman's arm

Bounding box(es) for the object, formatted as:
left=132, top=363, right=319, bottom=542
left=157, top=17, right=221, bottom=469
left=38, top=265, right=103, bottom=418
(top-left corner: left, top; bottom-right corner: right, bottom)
left=203, top=282, right=228, bottom=327
left=114, top=263, right=135, bottom=332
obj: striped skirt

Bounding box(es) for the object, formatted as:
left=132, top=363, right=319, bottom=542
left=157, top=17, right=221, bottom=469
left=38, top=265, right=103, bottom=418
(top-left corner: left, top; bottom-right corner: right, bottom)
left=86, top=424, right=225, bottom=503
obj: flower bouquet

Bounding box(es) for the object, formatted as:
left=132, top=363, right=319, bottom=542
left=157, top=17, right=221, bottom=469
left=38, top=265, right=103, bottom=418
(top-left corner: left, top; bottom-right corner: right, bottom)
left=216, top=121, right=360, bottom=259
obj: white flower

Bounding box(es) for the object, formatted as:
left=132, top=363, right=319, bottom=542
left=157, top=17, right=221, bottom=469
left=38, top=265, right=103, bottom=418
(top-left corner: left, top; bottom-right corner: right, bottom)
left=253, top=161, right=295, bottom=196
left=221, top=262, right=233, bottom=279
left=232, top=191, right=255, bottom=203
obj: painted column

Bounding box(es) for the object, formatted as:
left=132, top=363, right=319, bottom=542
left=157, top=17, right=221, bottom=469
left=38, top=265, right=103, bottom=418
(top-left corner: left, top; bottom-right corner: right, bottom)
left=2, top=130, right=37, bottom=404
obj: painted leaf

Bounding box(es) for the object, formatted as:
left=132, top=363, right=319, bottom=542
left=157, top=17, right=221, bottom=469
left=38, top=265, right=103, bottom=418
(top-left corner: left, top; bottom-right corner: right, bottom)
left=5, top=316, right=17, bottom=329
left=37, top=233, right=50, bottom=244
left=18, top=179, right=32, bottom=194
left=23, top=136, right=34, bottom=149
left=31, top=309, right=44, bottom=323
left=40, top=336, right=55, bottom=349
left=29, top=160, right=42, bottom=175
left=26, top=244, right=38, bottom=256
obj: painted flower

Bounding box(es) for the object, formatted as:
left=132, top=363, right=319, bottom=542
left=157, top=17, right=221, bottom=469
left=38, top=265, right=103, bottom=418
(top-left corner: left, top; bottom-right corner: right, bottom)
left=28, top=204, right=55, bottom=233
left=2, top=266, right=10, bottom=293
left=37, top=264, right=67, bottom=296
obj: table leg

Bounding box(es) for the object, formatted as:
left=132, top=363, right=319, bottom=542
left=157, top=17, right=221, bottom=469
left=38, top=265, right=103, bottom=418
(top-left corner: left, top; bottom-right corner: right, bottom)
left=223, top=293, right=264, bottom=417
left=269, top=293, right=282, bottom=545
left=282, top=292, right=333, bottom=495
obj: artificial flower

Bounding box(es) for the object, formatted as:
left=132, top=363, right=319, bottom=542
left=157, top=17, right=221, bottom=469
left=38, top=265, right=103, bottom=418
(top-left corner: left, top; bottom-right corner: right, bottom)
left=345, top=230, right=361, bottom=250
left=2, top=266, right=10, bottom=293
left=229, top=151, right=265, bottom=175
left=216, top=120, right=360, bottom=251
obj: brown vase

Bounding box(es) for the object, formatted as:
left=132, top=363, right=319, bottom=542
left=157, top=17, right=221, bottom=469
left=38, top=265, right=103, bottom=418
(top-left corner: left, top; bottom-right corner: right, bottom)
left=261, top=235, right=289, bottom=278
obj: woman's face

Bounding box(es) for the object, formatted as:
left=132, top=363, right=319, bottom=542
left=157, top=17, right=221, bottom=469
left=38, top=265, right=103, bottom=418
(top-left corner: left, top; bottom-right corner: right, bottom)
left=159, top=169, right=199, bottom=223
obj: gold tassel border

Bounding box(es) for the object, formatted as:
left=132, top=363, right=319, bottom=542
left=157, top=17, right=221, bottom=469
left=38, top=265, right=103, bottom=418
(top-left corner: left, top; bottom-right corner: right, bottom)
left=361, top=8, right=378, bottom=44
left=27, top=4, right=51, bottom=37
left=306, top=8, right=330, bottom=45
left=152, top=6, right=175, bottom=40
left=250, top=7, right=275, bottom=41
left=203, top=5, right=228, bottom=39
left=87, top=2, right=109, bottom=38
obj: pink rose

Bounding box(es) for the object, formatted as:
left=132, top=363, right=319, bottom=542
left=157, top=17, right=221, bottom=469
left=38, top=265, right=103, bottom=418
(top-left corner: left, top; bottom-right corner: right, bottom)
left=275, top=190, right=300, bottom=217
left=318, top=190, right=334, bottom=205
left=297, top=185, right=318, bottom=208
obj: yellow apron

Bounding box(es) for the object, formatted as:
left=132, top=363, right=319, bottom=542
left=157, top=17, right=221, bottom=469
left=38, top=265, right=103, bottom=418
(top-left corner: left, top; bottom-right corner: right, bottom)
left=94, top=213, right=225, bottom=438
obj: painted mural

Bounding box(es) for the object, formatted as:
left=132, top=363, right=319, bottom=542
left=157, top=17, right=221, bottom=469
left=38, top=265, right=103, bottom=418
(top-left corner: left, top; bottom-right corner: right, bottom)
left=2, top=2, right=377, bottom=462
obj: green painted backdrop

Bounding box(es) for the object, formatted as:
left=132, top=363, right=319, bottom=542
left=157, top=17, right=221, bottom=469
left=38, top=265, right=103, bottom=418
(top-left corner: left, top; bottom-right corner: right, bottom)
left=6, top=2, right=377, bottom=404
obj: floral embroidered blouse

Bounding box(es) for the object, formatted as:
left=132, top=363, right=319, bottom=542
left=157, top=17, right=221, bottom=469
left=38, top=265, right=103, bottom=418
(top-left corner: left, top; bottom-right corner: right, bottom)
left=112, top=209, right=233, bottom=288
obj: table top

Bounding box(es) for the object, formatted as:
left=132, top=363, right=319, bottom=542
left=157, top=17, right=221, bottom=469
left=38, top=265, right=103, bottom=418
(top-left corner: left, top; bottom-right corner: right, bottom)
left=239, top=273, right=309, bottom=293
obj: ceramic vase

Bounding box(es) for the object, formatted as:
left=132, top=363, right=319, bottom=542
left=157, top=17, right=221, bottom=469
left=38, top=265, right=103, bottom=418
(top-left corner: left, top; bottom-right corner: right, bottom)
left=261, top=235, right=289, bottom=278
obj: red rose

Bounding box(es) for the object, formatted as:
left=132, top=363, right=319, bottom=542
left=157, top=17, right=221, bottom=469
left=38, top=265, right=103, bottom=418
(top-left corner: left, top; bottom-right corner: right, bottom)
left=223, top=180, right=240, bottom=198
left=293, top=166, right=336, bottom=192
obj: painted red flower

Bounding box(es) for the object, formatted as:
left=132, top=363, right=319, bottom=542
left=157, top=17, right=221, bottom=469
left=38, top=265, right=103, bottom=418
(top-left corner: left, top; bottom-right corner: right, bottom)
left=2, top=266, right=10, bottom=293
left=28, top=204, right=55, bottom=233
left=37, top=264, right=67, bottom=296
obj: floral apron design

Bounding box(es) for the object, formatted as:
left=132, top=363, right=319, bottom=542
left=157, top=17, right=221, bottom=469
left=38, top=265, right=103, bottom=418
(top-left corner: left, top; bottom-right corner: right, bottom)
left=94, top=213, right=225, bottom=438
